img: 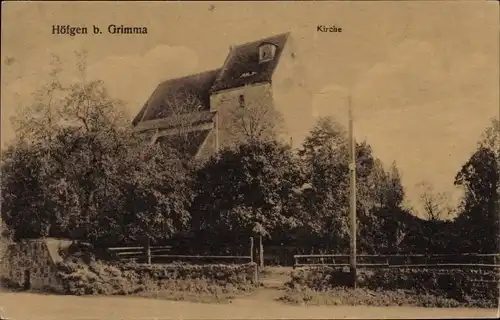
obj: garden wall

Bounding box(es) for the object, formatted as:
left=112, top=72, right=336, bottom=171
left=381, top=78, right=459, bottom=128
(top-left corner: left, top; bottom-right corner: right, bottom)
left=1, top=238, right=72, bottom=292
left=288, top=266, right=499, bottom=306
left=55, top=259, right=259, bottom=296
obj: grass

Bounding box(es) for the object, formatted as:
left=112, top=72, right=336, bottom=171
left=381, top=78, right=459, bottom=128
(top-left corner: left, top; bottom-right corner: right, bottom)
left=260, top=266, right=292, bottom=277
left=279, top=287, right=471, bottom=308
left=134, top=280, right=250, bottom=303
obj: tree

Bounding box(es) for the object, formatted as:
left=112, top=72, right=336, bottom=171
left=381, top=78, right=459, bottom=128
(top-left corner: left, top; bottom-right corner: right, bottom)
left=416, top=181, right=454, bottom=221
left=452, top=118, right=499, bottom=253
left=223, top=90, right=285, bottom=146
left=296, top=116, right=401, bottom=253
left=1, top=51, right=191, bottom=246
left=358, top=160, right=407, bottom=254
left=293, top=116, right=411, bottom=254
left=152, top=89, right=212, bottom=159
left=454, top=147, right=499, bottom=253
left=190, top=139, right=305, bottom=254
left=295, top=117, right=351, bottom=252
left=478, top=118, right=499, bottom=162
left=0, top=142, right=53, bottom=239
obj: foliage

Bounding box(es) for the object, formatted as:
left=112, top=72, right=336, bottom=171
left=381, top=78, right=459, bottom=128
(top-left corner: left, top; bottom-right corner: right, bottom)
left=454, top=147, right=499, bottom=253
left=292, top=117, right=407, bottom=254
left=2, top=48, right=496, bottom=261
left=190, top=139, right=305, bottom=253
left=286, top=266, right=498, bottom=308
left=416, top=181, right=454, bottom=221
left=452, top=117, right=499, bottom=253
left=55, top=258, right=257, bottom=300
left=280, top=287, right=463, bottom=308
left=225, top=90, right=285, bottom=144
left=0, top=52, right=191, bottom=247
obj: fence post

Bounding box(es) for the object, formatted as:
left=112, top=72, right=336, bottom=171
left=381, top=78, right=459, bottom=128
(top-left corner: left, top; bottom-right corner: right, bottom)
left=250, top=237, right=254, bottom=263
left=254, top=261, right=259, bottom=284
left=145, top=237, right=151, bottom=265
left=259, top=235, right=264, bottom=270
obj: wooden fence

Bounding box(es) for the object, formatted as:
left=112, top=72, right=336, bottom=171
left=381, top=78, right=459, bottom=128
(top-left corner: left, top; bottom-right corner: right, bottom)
left=107, top=237, right=262, bottom=266
left=293, top=253, right=500, bottom=269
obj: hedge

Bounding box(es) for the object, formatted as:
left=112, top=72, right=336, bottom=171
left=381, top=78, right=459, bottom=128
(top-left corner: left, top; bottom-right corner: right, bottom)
left=55, top=259, right=258, bottom=296
left=287, top=267, right=499, bottom=307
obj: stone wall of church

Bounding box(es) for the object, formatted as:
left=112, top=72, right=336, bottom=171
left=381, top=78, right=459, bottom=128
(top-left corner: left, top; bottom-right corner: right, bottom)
left=209, top=82, right=281, bottom=150
left=1, top=239, right=66, bottom=292
left=271, top=34, right=314, bottom=149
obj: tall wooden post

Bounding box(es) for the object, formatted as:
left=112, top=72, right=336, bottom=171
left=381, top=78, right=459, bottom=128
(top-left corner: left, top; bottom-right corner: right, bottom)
left=250, top=237, right=258, bottom=283
left=348, top=95, right=357, bottom=288
left=250, top=237, right=254, bottom=263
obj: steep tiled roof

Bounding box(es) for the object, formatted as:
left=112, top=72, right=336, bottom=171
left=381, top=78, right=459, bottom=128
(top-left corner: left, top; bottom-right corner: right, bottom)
left=156, top=129, right=212, bottom=158
left=133, top=110, right=215, bottom=133
left=139, top=69, right=220, bottom=123
left=210, top=32, right=290, bottom=92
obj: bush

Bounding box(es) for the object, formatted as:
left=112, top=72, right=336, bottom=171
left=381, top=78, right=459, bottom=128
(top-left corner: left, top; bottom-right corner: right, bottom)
left=280, top=287, right=462, bottom=308
left=286, top=267, right=499, bottom=308
left=55, top=259, right=258, bottom=301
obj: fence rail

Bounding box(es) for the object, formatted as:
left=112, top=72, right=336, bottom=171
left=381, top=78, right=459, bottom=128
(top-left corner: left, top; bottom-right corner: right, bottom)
left=293, top=253, right=500, bottom=269
left=106, top=238, right=256, bottom=265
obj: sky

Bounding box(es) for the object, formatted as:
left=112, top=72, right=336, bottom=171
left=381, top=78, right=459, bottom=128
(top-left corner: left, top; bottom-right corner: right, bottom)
left=1, top=1, right=499, bottom=217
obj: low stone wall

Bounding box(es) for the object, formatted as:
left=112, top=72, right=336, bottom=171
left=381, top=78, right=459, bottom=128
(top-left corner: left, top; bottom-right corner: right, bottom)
left=1, top=239, right=72, bottom=292
left=55, top=259, right=259, bottom=296
left=287, top=266, right=500, bottom=307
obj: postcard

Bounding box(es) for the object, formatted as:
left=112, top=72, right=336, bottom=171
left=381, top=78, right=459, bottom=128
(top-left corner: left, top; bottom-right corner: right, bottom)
left=1, top=1, right=499, bottom=319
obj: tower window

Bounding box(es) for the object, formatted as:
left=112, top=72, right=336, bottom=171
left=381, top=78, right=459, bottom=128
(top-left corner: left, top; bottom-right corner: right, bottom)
left=239, top=95, right=245, bottom=107
left=258, top=43, right=277, bottom=63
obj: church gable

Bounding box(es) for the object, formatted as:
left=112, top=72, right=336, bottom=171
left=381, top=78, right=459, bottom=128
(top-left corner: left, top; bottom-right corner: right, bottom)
left=210, top=33, right=290, bottom=93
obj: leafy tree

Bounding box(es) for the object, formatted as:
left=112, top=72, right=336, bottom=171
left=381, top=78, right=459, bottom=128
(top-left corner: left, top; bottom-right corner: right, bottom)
left=191, top=139, right=305, bottom=254
left=292, top=116, right=411, bottom=254
left=296, top=116, right=407, bottom=254
left=1, top=51, right=191, bottom=247
left=0, top=142, right=53, bottom=239
left=451, top=118, right=499, bottom=253
left=416, top=181, right=454, bottom=221
left=295, top=117, right=351, bottom=252
left=358, top=160, right=406, bottom=254
left=454, top=146, right=499, bottom=253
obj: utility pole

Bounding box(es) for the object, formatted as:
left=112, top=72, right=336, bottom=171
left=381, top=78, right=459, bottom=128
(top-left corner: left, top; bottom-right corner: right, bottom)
left=348, top=95, right=357, bottom=289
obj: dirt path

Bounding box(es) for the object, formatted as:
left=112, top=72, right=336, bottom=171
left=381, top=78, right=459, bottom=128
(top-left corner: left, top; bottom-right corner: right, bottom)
left=1, top=292, right=497, bottom=320
left=240, top=266, right=291, bottom=302
left=0, top=269, right=497, bottom=319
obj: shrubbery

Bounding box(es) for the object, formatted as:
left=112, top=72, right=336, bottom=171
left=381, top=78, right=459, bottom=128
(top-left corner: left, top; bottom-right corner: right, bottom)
left=280, top=287, right=463, bottom=308
left=55, top=258, right=258, bottom=301
left=286, top=267, right=499, bottom=308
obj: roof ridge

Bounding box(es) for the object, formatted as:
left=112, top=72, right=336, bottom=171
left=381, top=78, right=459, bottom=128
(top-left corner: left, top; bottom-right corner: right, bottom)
left=210, top=32, right=290, bottom=93
left=158, top=68, right=221, bottom=85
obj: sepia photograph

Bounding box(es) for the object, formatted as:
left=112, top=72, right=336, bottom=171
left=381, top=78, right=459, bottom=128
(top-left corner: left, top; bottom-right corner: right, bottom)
left=0, top=1, right=499, bottom=319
